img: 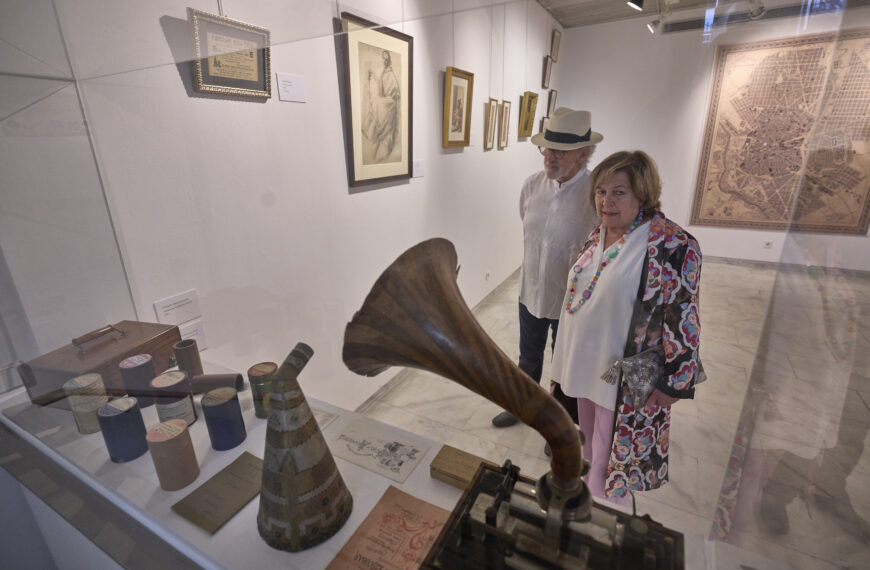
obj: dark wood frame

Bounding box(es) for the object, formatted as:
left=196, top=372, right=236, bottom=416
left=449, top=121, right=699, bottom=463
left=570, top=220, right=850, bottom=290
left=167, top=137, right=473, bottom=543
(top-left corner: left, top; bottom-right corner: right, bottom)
left=189, top=8, right=271, bottom=99
left=443, top=67, right=474, bottom=148
left=338, top=12, right=414, bottom=186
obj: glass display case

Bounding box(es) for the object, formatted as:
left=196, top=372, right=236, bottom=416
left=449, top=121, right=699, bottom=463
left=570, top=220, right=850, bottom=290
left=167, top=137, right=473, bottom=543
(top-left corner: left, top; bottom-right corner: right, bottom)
left=2, top=1, right=868, bottom=568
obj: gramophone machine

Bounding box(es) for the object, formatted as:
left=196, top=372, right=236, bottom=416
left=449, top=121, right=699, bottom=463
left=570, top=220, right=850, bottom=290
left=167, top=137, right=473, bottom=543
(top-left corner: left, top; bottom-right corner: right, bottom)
left=343, top=238, right=684, bottom=569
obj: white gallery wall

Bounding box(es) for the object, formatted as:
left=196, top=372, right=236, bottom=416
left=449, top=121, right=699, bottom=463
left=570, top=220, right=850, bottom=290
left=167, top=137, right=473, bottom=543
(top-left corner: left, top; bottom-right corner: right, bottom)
left=560, top=2, right=870, bottom=271
left=1, top=0, right=562, bottom=410
left=3, top=0, right=868, bottom=411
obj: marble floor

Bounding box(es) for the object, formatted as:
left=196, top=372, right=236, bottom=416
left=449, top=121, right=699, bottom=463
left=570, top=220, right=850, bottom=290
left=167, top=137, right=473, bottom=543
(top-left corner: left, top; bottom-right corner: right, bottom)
left=356, top=257, right=870, bottom=569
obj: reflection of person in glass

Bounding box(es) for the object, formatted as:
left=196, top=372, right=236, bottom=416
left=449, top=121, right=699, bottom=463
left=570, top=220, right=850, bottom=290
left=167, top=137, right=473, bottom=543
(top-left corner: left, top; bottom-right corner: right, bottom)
left=362, top=50, right=400, bottom=163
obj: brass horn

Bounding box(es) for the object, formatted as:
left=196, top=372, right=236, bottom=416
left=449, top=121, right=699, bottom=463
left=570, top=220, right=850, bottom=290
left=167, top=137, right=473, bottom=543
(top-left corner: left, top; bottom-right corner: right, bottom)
left=343, top=238, right=586, bottom=502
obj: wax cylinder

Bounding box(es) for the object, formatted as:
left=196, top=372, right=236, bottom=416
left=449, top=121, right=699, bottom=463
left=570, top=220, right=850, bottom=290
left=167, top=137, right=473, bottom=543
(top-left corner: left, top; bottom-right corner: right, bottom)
left=118, top=354, right=156, bottom=407
left=150, top=370, right=197, bottom=426
left=201, top=387, right=246, bottom=451
left=247, top=362, right=277, bottom=419
left=191, top=373, right=245, bottom=395
left=63, top=373, right=108, bottom=434
left=173, top=339, right=203, bottom=379
left=97, top=397, right=148, bottom=463
left=147, top=419, right=199, bottom=491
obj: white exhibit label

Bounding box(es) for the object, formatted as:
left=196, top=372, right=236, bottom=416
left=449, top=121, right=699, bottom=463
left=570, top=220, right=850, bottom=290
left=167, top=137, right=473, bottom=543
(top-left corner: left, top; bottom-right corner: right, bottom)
left=276, top=72, right=306, bottom=102
left=180, top=319, right=208, bottom=351
left=153, top=289, right=201, bottom=325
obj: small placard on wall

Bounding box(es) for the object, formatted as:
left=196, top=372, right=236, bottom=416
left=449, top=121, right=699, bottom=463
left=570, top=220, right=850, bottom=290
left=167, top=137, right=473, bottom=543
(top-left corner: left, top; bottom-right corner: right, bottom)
left=179, top=318, right=208, bottom=350
left=153, top=289, right=201, bottom=325
left=276, top=72, right=306, bottom=102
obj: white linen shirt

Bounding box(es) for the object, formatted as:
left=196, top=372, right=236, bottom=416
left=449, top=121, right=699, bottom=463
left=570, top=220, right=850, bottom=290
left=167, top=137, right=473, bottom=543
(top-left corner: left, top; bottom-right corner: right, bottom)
left=550, top=221, right=652, bottom=409
left=518, top=169, right=598, bottom=319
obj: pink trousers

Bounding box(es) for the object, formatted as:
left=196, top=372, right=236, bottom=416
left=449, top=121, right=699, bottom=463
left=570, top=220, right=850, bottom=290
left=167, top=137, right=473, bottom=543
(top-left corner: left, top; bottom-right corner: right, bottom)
left=576, top=397, right=631, bottom=507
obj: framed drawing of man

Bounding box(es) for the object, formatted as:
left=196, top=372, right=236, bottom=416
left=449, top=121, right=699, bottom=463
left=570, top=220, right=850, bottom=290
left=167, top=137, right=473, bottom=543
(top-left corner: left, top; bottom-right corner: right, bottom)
left=517, top=91, right=538, bottom=138
left=339, top=12, right=413, bottom=186
left=498, top=100, right=511, bottom=149
left=484, top=97, right=498, bottom=150
left=442, top=67, right=474, bottom=148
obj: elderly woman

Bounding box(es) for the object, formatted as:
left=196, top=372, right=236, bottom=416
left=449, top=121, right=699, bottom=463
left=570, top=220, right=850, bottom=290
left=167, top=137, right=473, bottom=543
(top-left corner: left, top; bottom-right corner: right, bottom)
left=550, top=150, right=702, bottom=505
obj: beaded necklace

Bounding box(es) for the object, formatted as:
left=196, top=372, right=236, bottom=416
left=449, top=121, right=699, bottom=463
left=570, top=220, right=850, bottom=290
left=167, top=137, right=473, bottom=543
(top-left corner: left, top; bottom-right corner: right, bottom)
left=565, top=211, right=645, bottom=315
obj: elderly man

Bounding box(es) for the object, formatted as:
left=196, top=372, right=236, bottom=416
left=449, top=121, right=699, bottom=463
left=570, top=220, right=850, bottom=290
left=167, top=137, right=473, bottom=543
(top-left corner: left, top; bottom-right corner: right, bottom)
left=492, top=108, right=603, bottom=428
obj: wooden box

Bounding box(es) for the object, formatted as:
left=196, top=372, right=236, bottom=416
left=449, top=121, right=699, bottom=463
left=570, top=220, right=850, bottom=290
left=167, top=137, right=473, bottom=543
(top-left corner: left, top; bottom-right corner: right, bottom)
left=18, top=320, right=182, bottom=408
left=429, top=444, right=498, bottom=490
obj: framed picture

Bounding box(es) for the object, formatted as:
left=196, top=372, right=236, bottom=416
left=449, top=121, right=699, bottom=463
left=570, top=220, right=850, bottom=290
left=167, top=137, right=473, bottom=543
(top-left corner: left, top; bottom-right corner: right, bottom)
left=339, top=12, right=413, bottom=186
left=518, top=91, right=538, bottom=138
left=443, top=67, right=474, bottom=148
left=542, top=55, right=553, bottom=89
left=551, top=29, right=562, bottom=62
left=540, top=116, right=549, bottom=135
left=484, top=97, right=498, bottom=151
left=188, top=8, right=271, bottom=99
left=547, top=89, right=558, bottom=116
left=497, top=100, right=511, bottom=149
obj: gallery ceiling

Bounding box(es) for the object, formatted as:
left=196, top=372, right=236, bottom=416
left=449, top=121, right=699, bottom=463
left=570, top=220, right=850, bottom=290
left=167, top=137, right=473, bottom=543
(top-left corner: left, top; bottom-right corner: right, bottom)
left=536, top=0, right=716, bottom=28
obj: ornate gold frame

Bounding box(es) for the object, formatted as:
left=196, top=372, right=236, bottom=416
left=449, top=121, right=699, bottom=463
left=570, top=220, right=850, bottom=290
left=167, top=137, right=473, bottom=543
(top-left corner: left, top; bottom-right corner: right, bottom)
left=189, top=9, right=271, bottom=99
left=442, top=66, right=474, bottom=148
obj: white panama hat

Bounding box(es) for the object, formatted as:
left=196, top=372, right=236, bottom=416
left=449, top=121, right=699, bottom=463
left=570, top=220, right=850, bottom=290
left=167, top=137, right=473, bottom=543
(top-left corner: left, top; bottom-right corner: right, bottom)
left=530, top=107, right=603, bottom=150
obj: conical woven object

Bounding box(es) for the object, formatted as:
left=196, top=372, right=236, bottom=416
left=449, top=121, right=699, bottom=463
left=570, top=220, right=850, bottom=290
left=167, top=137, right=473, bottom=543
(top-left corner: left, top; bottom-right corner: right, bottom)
left=257, top=343, right=353, bottom=551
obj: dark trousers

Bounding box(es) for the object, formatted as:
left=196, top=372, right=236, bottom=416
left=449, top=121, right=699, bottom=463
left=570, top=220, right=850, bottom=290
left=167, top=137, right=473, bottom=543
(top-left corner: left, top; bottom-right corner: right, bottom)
left=518, top=302, right=558, bottom=384
left=518, top=302, right=579, bottom=424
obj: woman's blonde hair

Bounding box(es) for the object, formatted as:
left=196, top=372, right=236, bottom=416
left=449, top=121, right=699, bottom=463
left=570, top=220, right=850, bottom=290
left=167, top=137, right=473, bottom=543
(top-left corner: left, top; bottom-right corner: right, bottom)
left=589, top=150, right=662, bottom=214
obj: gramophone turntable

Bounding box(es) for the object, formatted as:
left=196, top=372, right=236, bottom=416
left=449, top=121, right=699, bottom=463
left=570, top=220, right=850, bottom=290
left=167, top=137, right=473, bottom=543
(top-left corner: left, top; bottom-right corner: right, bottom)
left=343, top=238, right=684, bottom=570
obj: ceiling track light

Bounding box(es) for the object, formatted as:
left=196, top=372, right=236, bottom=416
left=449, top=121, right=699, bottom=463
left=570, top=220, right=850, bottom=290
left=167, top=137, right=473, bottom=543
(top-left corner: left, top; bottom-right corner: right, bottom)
left=647, top=0, right=671, bottom=35
left=627, top=0, right=644, bottom=11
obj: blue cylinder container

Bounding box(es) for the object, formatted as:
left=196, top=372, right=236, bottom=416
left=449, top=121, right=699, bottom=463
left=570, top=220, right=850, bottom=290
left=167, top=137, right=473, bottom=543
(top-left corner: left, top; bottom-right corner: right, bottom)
left=97, top=397, right=148, bottom=463
left=201, top=387, right=246, bottom=451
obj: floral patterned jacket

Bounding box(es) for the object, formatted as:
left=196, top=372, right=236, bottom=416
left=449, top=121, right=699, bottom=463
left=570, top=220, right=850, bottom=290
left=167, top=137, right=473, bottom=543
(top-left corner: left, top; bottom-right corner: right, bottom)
left=581, top=212, right=702, bottom=497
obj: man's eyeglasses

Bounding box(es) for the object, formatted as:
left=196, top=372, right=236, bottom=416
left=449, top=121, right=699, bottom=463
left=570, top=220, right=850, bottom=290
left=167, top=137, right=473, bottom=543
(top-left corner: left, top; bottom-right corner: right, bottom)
left=538, top=147, right=567, bottom=159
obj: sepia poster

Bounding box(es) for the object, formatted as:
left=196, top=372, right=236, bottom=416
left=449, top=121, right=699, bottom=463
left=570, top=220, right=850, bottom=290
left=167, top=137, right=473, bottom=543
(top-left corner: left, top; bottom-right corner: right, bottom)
left=326, top=486, right=449, bottom=570
left=206, top=32, right=259, bottom=81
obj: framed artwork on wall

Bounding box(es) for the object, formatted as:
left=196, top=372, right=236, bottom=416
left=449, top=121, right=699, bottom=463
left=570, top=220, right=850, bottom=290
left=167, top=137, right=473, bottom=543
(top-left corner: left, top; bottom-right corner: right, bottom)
left=484, top=97, right=498, bottom=150
left=188, top=8, right=271, bottom=99
left=551, top=29, right=561, bottom=62
left=517, top=91, right=538, bottom=138
left=338, top=12, right=413, bottom=186
left=542, top=55, right=552, bottom=89
left=497, top=100, right=511, bottom=149
left=691, top=29, right=870, bottom=233
left=547, top=89, right=558, bottom=116
left=443, top=67, right=474, bottom=148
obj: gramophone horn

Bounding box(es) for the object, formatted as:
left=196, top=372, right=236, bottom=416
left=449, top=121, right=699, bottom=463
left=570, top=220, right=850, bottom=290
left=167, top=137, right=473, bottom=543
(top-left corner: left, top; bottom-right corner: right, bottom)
left=343, top=238, right=583, bottom=492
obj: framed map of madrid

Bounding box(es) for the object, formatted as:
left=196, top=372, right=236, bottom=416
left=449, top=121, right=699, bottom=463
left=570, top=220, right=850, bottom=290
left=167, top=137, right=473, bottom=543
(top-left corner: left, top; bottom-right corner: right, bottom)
left=691, top=30, right=870, bottom=235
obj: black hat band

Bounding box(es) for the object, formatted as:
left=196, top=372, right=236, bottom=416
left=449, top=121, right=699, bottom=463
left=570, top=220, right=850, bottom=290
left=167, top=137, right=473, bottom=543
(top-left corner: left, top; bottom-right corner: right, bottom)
left=544, top=127, right=591, bottom=144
